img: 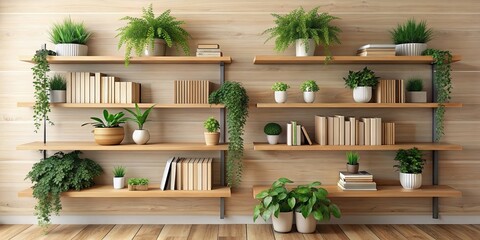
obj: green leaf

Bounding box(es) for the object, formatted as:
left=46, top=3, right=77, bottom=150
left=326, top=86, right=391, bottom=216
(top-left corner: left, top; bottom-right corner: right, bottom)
left=313, top=209, right=323, bottom=221
left=263, top=196, right=273, bottom=207
left=255, top=191, right=269, bottom=199
left=288, top=197, right=296, bottom=210
left=329, top=204, right=341, bottom=218
left=253, top=205, right=261, bottom=222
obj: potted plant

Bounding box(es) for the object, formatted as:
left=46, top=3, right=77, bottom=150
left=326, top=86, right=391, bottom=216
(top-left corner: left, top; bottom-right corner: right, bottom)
left=300, top=80, right=319, bottom=103
left=264, top=122, right=282, bottom=145
left=271, top=82, right=290, bottom=103
left=346, top=151, right=359, bottom=173
left=82, top=109, right=128, bottom=145
left=394, top=147, right=426, bottom=189
left=291, top=181, right=341, bottom=233
left=343, top=67, right=379, bottom=103
left=48, top=74, right=66, bottom=103
left=117, top=4, right=191, bottom=65
left=49, top=17, right=91, bottom=56
left=263, top=7, right=341, bottom=57
left=128, top=178, right=149, bottom=191
left=390, top=19, right=433, bottom=56
left=253, top=178, right=296, bottom=233
left=406, top=78, right=427, bottom=103
left=113, top=166, right=126, bottom=189
left=204, top=116, right=220, bottom=145
left=124, top=103, right=156, bottom=145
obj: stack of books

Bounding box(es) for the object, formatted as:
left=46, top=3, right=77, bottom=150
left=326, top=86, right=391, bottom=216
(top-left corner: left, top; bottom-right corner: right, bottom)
left=357, top=44, right=396, bottom=56
left=337, top=171, right=377, bottom=191
left=376, top=79, right=405, bottom=103
left=174, top=80, right=210, bottom=104
left=160, top=157, right=213, bottom=191
left=196, top=44, right=222, bottom=57
left=286, top=121, right=312, bottom=146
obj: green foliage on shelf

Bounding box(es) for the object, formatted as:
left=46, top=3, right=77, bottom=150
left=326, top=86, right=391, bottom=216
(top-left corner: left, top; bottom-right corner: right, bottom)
left=253, top=178, right=296, bottom=222
left=394, top=147, right=426, bottom=174
left=271, top=82, right=290, bottom=91
left=209, top=81, right=249, bottom=187
left=346, top=151, right=359, bottom=165
left=25, top=151, right=103, bottom=228
left=300, top=80, right=319, bottom=92
left=406, top=78, right=424, bottom=91
left=32, top=47, right=56, bottom=132
left=204, top=116, right=220, bottom=133
left=49, top=74, right=66, bottom=90
left=128, top=178, right=149, bottom=185
left=124, top=103, right=156, bottom=130
left=49, top=17, right=91, bottom=44
left=390, top=18, right=433, bottom=44
left=82, top=109, right=128, bottom=128
left=264, top=122, right=282, bottom=135
left=291, top=181, right=341, bottom=221
left=343, top=67, right=379, bottom=89
left=113, top=166, right=126, bottom=178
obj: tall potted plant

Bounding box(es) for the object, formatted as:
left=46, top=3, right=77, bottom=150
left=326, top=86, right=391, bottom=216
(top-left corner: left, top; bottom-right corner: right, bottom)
left=271, top=82, right=290, bottom=103
left=49, top=17, right=91, bottom=56
left=113, top=166, right=126, bottom=189
left=394, top=147, right=426, bottom=189
left=346, top=151, right=359, bottom=173
left=344, top=67, right=379, bottom=103
left=82, top=109, right=128, bottom=145
left=300, top=80, right=319, bottom=103
left=204, top=117, right=220, bottom=146
left=264, top=122, right=282, bottom=145
left=390, top=19, right=433, bottom=56
left=125, top=103, right=156, bottom=145
left=406, top=78, right=427, bottom=103
left=48, top=74, right=66, bottom=103
left=263, top=7, right=341, bottom=57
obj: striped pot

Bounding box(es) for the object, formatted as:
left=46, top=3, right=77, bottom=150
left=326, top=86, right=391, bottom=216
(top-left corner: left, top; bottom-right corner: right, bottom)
left=395, top=43, right=427, bottom=56
left=55, top=43, right=88, bottom=56
left=94, top=127, right=124, bottom=145
left=400, top=172, right=422, bottom=189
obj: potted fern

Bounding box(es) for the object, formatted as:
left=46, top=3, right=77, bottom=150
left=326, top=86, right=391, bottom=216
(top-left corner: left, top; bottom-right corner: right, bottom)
left=113, top=166, right=126, bottom=189
left=394, top=147, right=426, bottom=189
left=346, top=151, right=359, bottom=173
left=406, top=78, right=427, bottom=103
left=204, top=117, right=220, bottom=145
left=300, top=80, right=319, bottom=103
left=264, top=122, right=282, bottom=145
left=48, top=74, right=66, bottom=103
left=49, top=17, right=91, bottom=56
left=391, top=19, right=433, bottom=56
left=125, top=103, right=156, bottom=145
left=81, top=109, right=128, bottom=145
left=263, top=6, right=341, bottom=57
left=271, top=82, right=290, bottom=103
left=344, top=67, right=379, bottom=103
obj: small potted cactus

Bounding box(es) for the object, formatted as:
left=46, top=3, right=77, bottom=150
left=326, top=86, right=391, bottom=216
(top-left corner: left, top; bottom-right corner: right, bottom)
left=264, top=122, right=282, bottom=145
left=204, top=116, right=220, bottom=145
left=272, top=82, right=290, bottom=103
left=406, top=78, right=427, bottom=103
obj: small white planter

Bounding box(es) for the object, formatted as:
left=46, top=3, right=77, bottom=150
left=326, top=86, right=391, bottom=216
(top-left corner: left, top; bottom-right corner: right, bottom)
left=145, top=39, right=167, bottom=56
left=296, top=39, right=315, bottom=57
left=113, top=177, right=125, bottom=189
left=406, top=91, right=427, bottom=103
left=274, top=91, right=287, bottom=103
left=267, top=135, right=279, bottom=145
left=49, top=90, right=66, bottom=103
left=353, top=86, right=372, bottom=103
left=395, top=43, right=427, bottom=56
left=303, top=91, right=315, bottom=103
left=295, top=212, right=316, bottom=233
left=400, top=172, right=422, bottom=189
left=132, top=129, right=150, bottom=145
left=55, top=43, right=88, bottom=56
left=272, top=211, right=293, bottom=233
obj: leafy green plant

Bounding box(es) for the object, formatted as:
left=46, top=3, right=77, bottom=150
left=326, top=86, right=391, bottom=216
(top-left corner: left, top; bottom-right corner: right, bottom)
left=407, top=78, right=424, bottom=91
left=346, top=151, right=359, bottom=165
left=32, top=47, right=56, bottom=132
left=209, top=81, right=249, bottom=187
left=82, top=109, right=128, bottom=128
left=394, top=147, right=426, bottom=174
left=128, top=178, right=149, bottom=185
left=49, top=74, right=66, bottom=90
left=25, top=151, right=103, bottom=228
left=343, top=67, right=379, bottom=89
left=204, top=117, right=220, bottom=133
left=253, top=178, right=295, bottom=222
left=291, top=181, right=341, bottom=221
left=49, top=17, right=91, bottom=44
left=300, top=80, right=319, bottom=92
left=113, top=166, right=126, bottom=177
left=117, top=4, right=191, bottom=65
left=124, top=103, right=155, bottom=130
left=271, top=82, right=290, bottom=91
left=390, top=19, right=433, bottom=44
left=263, top=6, right=341, bottom=55
left=264, top=122, right=282, bottom=135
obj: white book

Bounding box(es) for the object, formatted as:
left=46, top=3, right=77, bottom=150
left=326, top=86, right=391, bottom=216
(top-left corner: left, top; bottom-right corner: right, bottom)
left=359, top=122, right=365, bottom=146
left=358, top=44, right=396, bottom=50
left=377, top=118, right=382, bottom=146
left=297, top=125, right=302, bottom=146
left=197, top=158, right=204, bottom=191
left=85, top=73, right=90, bottom=104
left=160, top=157, right=175, bottom=190
left=170, top=158, right=179, bottom=190
left=349, top=117, right=356, bottom=145
left=90, top=76, right=95, bottom=104
left=287, top=123, right=292, bottom=146
left=66, top=72, right=72, bottom=103
left=335, top=115, right=345, bottom=145
left=207, top=158, right=212, bottom=190
left=345, top=121, right=351, bottom=146
left=80, top=72, right=85, bottom=103
left=362, top=118, right=371, bottom=146
left=94, top=73, right=104, bottom=103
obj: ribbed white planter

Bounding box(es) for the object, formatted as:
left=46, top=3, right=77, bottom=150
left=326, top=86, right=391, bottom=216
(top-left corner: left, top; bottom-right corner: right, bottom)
left=113, top=177, right=125, bottom=189
left=274, top=91, right=287, bottom=103
left=272, top=211, right=293, bottom=233
left=400, top=172, right=422, bottom=189
left=267, top=135, right=279, bottom=145
left=395, top=43, right=427, bottom=56
left=145, top=39, right=166, bottom=56
left=296, top=39, right=315, bottom=57
left=55, top=43, right=88, bottom=56
left=295, top=212, right=316, bottom=233
left=132, top=129, right=150, bottom=145
left=406, top=91, right=427, bottom=103
left=353, top=86, right=372, bottom=103
left=303, top=92, right=315, bottom=103
left=49, top=90, right=66, bottom=103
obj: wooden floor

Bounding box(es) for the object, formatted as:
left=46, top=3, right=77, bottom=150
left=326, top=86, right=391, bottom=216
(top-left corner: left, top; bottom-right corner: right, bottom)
left=1, top=224, right=479, bottom=240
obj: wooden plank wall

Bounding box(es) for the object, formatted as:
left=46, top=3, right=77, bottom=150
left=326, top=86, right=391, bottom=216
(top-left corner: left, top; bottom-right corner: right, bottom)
left=0, top=0, right=479, bottom=219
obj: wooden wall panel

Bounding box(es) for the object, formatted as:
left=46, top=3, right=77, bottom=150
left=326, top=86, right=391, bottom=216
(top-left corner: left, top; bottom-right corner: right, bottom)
left=0, top=0, right=479, bottom=220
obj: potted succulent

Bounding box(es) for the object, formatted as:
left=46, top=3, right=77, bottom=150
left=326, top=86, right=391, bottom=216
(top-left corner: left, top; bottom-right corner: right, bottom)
left=291, top=181, right=341, bottom=233
left=264, top=122, right=282, bottom=145
left=113, top=166, right=126, bottom=189
left=48, top=74, right=66, bottom=103
left=263, top=7, right=341, bottom=56
left=391, top=19, right=433, bottom=56
left=204, top=116, right=220, bottom=146
left=81, top=109, right=128, bottom=145
left=346, top=151, right=359, bottom=173
left=49, top=17, right=91, bottom=56
left=128, top=178, right=149, bottom=191
left=116, top=4, right=191, bottom=65
left=124, top=103, right=156, bottom=145
left=300, top=80, right=319, bottom=103
left=271, top=82, right=290, bottom=103
left=253, top=178, right=296, bottom=233
left=344, top=67, right=380, bottom=103
left=394, top=147, right=426, bottom=189
left=406, top=78, right=427, bottom=103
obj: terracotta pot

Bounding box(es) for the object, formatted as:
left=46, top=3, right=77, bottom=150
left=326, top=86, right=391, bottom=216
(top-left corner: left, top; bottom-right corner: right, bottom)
left=55, top=43, right=88, bottom=56
left=132, top=129, right=150, bottom=145
left=272, top=211, right=293, bottom=233
left=347, top=163, right=359, bottom=173
left=128, top=184, right=149, bottom=191
left=295, top=211, right=316, bottom=233
left=204, top=132, right=220, bottom=145
left=296, top=39, right=315, bottom=57
left=400, top=172, right=422, bottom=189
left=145, top=39, right=166, bottom=56
left=113, top=177, right=125, bottom=189
left=94, top=127, right=124, bottom=145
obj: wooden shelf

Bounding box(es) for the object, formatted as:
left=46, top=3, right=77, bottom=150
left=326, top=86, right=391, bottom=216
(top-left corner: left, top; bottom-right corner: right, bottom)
left=255, top=103, right=463, bottom=108
left=17, top=102, right=224, bottom=109
left=252, top=185, right=461, bottom=198
left=19, top=184, right=231, bottom=198
left=19, top=56, right=232, bottom=64
left=253, top=55, right=461, bottom=64
left=17, top=141, right=228, bottom=151
left=253, top=142, right=462, bottom=151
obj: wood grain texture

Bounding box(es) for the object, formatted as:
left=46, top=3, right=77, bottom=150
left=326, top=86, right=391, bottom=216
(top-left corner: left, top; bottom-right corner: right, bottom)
left=0, top=224, right=31, bottom=239
left=188, top=225, right=219, bottom=240
left=253, top=143, right=463, bottom=151
left=10, top=225, right=59, bottom=240
left=133, top=224, right=164, bottom=240
left=245, top=224, right=274, bottom=240
left=314, top=225, right=350, bottom=240
left=17, top=102, right=225, bottom=109
left=157, top=224, right=191, bottom=240
left=71, top=224, right=115, bottom=240
left=339, top=225, right=380, bottom=240
left=391, top=225, right=435, bottom=240
left=103, top=224, right=142, bottom=240
left=253, top=55, right=461, bottom=64
left=366, top=225, right=408, bottom=240
left=17, top=142, right=229, bottom=151
left=256, top=103, right=463, bottom=108
left=19, top=56, right=232, bottom=64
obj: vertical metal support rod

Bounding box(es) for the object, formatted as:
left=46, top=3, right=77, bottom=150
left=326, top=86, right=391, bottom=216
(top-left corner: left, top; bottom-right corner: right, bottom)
left=219, top=62, right=226, bottom=219
left=431, top=63, right=439, bottom=219
left=43, top=116, right=47, bottom=160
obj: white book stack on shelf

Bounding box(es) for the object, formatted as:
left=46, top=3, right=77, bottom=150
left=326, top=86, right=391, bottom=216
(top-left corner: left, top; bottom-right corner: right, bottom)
left=196, top=44, right=222, bottom=57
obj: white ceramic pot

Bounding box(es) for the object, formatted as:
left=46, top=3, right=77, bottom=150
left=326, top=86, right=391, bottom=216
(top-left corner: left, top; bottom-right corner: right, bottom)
left=296, top=39, right=315, bottom=57
left=395, top=43, right=427, bottom=56
left=400, top=172, right=422, bottom=189
left=406, top=91, right=427, bottom=103
left=353, top=86, right=372, bottom=103
left=145, top=39, right=167, bottom=56
left=295, top=211, right=316, bottom=233
left=267, top=135, right=279, bottom=145
left=275, top=91, right=287, bottom=103
left=272, top=211, right=293, bottom=233
left=132, top=129, right=150, bottom=145
left=303, top=91, right=315, bottom=103
left=113, top=177, right=125, bottom=189
left=55, top=43, right=88, bottom=56
left=49, top=90, right=66, bottom=103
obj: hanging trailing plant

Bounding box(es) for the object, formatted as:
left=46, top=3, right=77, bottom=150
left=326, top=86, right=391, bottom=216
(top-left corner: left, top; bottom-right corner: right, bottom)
left=32, top=47, right=56, bottom=132
left=209, top=82, right=249, bottom=187
left=422, top=49, right=452, bottom=141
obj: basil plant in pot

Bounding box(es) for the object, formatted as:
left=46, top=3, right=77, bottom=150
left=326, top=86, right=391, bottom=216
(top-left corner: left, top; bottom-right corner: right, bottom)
left=113, top=166, right=126, bottom=189
left=49, top=17, right=91, bottom=56
left=300, top=80, right=319, bottom=103
left=271, top=82, right=290, bottom=103
left=394, top=147, right=426, bottom=189
left=264, top=122, right=282, bottom=145
left=125, top=103, right=156, bottom=145
left=48, top=74, right=66, bottom=103
left=254, top=178, right=296, bottom=233
left=204, top=116, right=220, bottom=146
left=82, top=109, right=128, bottom=145
left=390, top=18, right=433, bottom=56
left=344, top=67, right=379, bottom=103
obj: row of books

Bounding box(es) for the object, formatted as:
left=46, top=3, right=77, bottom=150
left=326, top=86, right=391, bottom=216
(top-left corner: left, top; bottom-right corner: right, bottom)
left=376, top=79, right=406, bottom=103
left=174, top=80, right=211, bottom=104
left=314, top=115, right=396, bottom=146
left=196, top=44, right=222, bottom=57
left=65, top=72, right=141, bottom=104
left=160, top=157, right=213, bottom=191
left=286, top=121, right=313, bottom=146
left=357, top=44, right=396, bottom=57
left=337, top=171, right=377, bottom=191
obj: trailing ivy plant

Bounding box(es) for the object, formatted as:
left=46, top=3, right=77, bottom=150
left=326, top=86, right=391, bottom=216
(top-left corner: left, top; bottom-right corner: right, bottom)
left=32, top=47, right=56, bottom=132
left=209, top=82, right=249, bottom=187
left=423, top=49, right=453, bottom=141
